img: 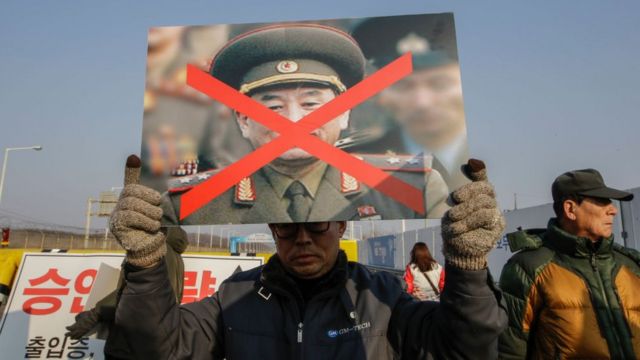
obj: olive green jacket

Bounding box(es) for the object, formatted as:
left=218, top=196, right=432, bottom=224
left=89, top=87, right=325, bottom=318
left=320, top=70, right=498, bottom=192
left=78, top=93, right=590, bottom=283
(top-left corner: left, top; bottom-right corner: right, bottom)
left=498, top=219, right=640, bottom=359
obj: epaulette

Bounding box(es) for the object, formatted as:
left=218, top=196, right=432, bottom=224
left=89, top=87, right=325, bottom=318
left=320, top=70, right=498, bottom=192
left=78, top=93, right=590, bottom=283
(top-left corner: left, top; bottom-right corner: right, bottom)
left=335, top=128, right=385, bottom=149
left=168, top=169, right=220, bottom=194
left=352, top=152, right=433, bottom=172
left=506, top=228, right=545, bottom=252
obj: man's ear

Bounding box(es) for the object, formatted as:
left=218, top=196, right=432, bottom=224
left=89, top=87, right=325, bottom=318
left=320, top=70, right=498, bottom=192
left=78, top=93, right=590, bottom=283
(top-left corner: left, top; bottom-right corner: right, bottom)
left=268, top=224, right=279, bottom=243
left=235, top=111, right=250, bottom=138
left=337, top=221, right=347, bottom=237
left=563, top=200, right=577, bottom=221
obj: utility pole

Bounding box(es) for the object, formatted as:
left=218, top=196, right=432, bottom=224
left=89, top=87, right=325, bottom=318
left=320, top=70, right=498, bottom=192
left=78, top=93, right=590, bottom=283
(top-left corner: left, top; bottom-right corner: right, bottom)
left=401, top=219, right=406, bottom=268
left=84, top=190, right=118, bottom=248
left=84, top=198, right=97, bottom=246
left=0, top=145, right=43, bottom=204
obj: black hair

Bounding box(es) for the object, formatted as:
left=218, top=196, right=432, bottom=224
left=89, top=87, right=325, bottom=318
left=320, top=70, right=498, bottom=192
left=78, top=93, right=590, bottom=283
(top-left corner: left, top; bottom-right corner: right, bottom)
left=553, top=194, right=585, bottom=219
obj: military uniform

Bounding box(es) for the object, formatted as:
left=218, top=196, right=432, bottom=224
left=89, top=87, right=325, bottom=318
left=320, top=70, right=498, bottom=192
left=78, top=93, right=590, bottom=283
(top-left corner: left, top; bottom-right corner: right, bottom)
left=160, top=23, right=451, bottom=225
left=348, top=13, right=471, bottom=191
left=339, top=126, right=470, bottom=191
left=161, top=153, right=448, bottom=225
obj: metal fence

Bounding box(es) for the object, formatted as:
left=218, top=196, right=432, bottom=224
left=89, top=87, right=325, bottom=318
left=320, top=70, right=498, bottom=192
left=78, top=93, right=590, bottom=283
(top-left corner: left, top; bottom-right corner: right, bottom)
left=2, top=229, right=234, bottom=253
left=357, top=227, right=443, bottom=272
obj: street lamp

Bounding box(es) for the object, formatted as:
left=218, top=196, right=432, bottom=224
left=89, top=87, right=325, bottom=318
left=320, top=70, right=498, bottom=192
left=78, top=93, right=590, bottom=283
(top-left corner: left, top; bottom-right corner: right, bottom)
left=0, top=145, right=43, bottom=204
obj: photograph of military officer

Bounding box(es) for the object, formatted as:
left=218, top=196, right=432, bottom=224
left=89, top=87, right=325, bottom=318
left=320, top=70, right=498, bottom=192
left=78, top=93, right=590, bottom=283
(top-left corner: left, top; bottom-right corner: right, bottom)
left=345, top=13, right=470, bottom=191
left=155, top=21, right=450, bottom=225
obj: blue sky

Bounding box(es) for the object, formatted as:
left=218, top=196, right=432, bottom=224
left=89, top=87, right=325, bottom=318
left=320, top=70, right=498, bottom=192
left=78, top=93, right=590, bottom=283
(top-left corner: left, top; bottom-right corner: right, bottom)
left=1, top=0, right=639, bottom=231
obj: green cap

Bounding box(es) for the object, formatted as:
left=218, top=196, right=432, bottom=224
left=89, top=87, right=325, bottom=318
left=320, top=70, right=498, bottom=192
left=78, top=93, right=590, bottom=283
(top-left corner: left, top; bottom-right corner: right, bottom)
left=210, top=24, right=366, bottom=94
left=351, top=13, right=458, bottom=69
left=552, top=168, right=633, bottom=202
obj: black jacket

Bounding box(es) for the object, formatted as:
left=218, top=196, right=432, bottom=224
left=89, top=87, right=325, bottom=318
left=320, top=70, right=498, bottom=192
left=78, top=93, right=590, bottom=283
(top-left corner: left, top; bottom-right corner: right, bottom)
left=115, top=251, right=507, bottom=359
left=102, top=227, right=188, bottom=359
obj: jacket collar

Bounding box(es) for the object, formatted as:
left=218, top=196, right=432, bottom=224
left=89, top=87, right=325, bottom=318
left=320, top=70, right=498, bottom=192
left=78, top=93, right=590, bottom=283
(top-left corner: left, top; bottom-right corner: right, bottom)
left=543, top=218, right=614, bottom=258
left=259, top=250, right=349, bottom=301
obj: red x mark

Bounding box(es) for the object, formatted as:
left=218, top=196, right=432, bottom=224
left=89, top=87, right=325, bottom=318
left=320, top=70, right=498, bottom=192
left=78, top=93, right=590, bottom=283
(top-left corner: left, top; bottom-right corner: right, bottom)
left=180, top=53, right=425, bottom=220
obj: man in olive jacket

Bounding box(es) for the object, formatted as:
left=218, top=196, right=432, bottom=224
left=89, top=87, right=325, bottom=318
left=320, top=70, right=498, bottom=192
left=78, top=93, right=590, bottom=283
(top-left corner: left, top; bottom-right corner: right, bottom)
left=499, top=169, right=640, bottom=359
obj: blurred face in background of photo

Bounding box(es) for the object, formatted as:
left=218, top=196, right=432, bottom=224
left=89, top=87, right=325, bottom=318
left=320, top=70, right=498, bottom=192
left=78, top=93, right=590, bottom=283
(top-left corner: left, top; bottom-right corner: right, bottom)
left=148, top=26, right=184, bottom=50
left=378, top=63, right=465, bottom=150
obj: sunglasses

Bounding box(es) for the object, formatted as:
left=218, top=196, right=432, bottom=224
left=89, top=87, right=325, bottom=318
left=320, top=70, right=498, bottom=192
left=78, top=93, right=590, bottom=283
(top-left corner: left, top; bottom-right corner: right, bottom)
left=272, top=222, right=331, bottom=238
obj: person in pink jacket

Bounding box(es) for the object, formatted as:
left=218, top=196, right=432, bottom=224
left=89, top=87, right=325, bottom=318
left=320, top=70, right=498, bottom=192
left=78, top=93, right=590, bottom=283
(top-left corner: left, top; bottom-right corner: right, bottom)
left=404, top=242, right=445, bottom=301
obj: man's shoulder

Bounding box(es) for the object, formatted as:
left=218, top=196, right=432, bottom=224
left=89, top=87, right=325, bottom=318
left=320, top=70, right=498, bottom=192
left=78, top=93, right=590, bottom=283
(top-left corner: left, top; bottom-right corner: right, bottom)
left=612, top=243, right=640, bottom=271
left=347, top=261, right=402, bottom=289
left=218, top=265, right=264, bottom=294
left=162, top=169, right=270, bottom=224
left=506, top=228, right=545, bottom=252
left=353, top=153, right=435, bottom=175
left=336, top=126, right=406, bottom=154
left=502, top=230, right=556, bottom=282
left=504, top=244, right=555, bottom=273
left=166, top=169, right=223, bottom=195
left=225, top=265, right=264, bottom=283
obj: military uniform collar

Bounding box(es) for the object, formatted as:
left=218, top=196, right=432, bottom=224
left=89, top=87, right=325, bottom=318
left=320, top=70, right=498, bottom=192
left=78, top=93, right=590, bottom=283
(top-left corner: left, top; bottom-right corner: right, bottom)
left=544, top=218, right=614, bottom=258
left=262, top=162, right=328, bottom=200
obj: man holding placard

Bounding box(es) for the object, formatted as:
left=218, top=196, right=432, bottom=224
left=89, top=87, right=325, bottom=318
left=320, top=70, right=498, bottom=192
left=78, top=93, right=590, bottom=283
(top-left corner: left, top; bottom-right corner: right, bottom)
left=109, top=22, right=508, bottom=359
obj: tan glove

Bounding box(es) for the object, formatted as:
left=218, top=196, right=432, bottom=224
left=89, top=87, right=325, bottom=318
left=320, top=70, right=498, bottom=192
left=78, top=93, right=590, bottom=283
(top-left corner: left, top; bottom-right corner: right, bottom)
left=109, top=155, right=166, bottom=267
left=441, top=159, right=505, bottom=270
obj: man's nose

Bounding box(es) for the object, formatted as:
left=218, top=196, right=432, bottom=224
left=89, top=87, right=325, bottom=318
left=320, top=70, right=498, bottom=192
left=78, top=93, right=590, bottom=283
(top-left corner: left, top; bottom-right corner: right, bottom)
left=283, top=104, right=305, bottom=123
left=293, top=225, right=313, bottom=245
left=608, top=203, right=618, bottom=216
left=412, top=87, right=436, bottom=108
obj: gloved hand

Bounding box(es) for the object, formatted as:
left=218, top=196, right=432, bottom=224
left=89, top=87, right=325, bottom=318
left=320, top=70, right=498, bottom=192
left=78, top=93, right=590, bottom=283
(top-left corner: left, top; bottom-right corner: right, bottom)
left=109, top=155, right=166, bottom=267
left=65, top=308, right=100, bottom=339
left=441, top=159, right=505, bottom=270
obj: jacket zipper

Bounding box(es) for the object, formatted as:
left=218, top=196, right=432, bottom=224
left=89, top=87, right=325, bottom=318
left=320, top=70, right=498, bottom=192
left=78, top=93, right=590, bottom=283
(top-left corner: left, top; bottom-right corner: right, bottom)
left=297, top=322, right=303, bottom=343
left=590, top=253, right=624, bottom=355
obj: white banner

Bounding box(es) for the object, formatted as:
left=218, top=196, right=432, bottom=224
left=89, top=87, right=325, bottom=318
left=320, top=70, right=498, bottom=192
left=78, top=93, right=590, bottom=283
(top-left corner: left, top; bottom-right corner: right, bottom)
left=0, top=253, right=263, bottom=359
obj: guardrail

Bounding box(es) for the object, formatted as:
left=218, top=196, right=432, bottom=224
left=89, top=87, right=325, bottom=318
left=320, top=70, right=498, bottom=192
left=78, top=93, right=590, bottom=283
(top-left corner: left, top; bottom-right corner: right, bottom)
left=363, top=264, right=404, bottom=276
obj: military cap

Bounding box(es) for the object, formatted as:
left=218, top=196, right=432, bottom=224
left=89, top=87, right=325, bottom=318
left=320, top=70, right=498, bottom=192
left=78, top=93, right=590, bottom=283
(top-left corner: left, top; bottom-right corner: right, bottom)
left=210, top=24, right=366, bottom=94
left=552, top=168, right=634, bottom=202
left=352, top=13, right=458, bottom=69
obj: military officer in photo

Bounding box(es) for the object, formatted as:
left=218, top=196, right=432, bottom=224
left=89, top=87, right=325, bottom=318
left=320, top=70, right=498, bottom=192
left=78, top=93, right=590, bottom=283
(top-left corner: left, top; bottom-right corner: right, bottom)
left=345, top=13, right=470, bottom=191
left=161, top=23, right=450, bottom=225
